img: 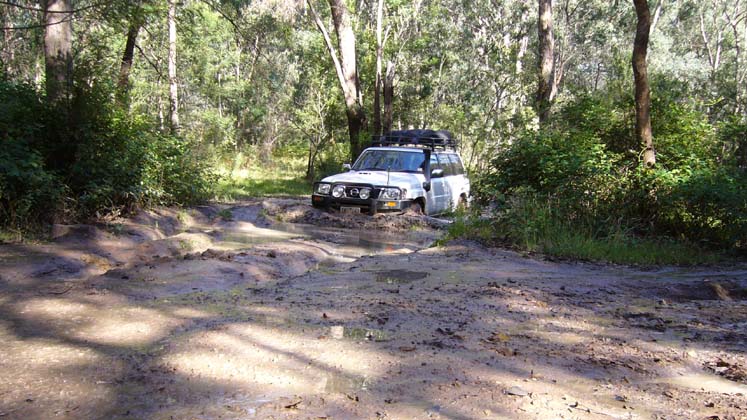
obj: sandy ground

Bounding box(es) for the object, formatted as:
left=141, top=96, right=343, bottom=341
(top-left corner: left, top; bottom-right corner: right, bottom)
left=0, top=198, right=745, bottom=420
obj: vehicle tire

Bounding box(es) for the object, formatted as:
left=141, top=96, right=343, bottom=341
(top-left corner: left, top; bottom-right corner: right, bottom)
left=457, top=195, right=468, bottom=211
left=408, top=200, right=424, bottom=215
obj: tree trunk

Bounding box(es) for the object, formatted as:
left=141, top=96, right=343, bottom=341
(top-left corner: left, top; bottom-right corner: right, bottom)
left=116, top=23, right=140, bottom=106
left=536, top=0, right=555, bottom=125
left=43, top=0, right=73, bottom=104
left=383, top=60, right=394, bottom=134
left=372, top=0, right=384, bottom=137
left=307, top=0, right=367, bottom=161
left=633, top=0, right=655, bottom=167
left=329, top=0, right=366, bottom=159
left=2, top=5, right=15, bottom=75
left=167, top=0, right=180, bottom=133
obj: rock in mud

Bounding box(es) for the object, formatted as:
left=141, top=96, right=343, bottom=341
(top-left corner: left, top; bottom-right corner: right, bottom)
left=506, top=386, right=529, bottom=397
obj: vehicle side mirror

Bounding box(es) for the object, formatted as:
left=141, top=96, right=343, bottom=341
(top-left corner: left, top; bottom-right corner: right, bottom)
left=431, top=168, right=444, bottom=178
left=342, top=163, right=352, bottom=171
left=422, top=181, right=431, bottom=192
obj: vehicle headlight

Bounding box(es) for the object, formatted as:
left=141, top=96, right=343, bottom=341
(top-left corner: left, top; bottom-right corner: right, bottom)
left=332, top=185, right=345, bottom=198
left=316, top=183, right=331, bottom=195
left=380, top=188, right=401, bottom=200
left=359, top=188, right=371, bottom=199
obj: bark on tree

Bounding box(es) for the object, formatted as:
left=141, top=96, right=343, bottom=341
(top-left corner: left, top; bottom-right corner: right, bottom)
left=383, top=60, right=395, bottom=134
left=633, top=0, right=656, bottom=167
left=43, top=0, right=73, bottom=104
left=168, top=0, right=180, bottom=133
left=536, top=0, right=555, bottom=124
left=116, top=23, right=140, bottom=106
left=372, top=0, right=384, bottom=136
left=307, top=0, right=367, bottom=161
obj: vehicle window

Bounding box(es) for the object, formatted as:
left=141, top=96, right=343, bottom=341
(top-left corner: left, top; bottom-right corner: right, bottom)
left=437, top=154, right=454, bottom=176
left=448, top=154, right=464, bottom=175
left=353, top=150, right=425, bottom=172
left=430, top=153, right=441, bottom=171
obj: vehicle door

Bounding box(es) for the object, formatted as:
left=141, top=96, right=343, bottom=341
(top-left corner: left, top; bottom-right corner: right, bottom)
left=431, top=153, right=448, bottom=214
left=425, top=153, right=447, bottom=215
left=445, top=153, right=466, bottom=208
left=439, top=153, right=458, bottom=210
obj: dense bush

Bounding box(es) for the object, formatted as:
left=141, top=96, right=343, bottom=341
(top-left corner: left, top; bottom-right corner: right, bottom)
left=0, top=82, right=66, bottom=229
left=0, top=79, right=216, bottom=232
left=478, top=90, right=747, bottom=254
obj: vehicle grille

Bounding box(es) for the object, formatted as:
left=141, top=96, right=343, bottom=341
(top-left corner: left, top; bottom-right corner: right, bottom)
left=341, top=185, right=379, bottom=199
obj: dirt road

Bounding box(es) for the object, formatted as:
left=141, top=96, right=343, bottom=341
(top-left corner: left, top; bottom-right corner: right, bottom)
left=1, top=199, right=745, bottom=419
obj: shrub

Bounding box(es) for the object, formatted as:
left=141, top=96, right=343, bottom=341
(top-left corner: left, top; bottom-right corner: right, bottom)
left=0, top=81, right=66, bottom=229
left=477, top=90, right=747, bottom=254
left=0, top=79, right=217, bottom=232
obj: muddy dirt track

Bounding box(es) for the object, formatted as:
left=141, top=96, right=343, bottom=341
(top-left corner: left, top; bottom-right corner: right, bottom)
left=1, top=198, right=746, bottom=420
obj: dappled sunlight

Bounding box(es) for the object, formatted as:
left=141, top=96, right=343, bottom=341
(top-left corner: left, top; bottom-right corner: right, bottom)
left=653, top=371, right=747, bottom=394
left=14, top=297, right=185, bottom=348
left=168, top=306, right=211, bottom=319
left=162, top=322, right=393, bottom=398
left=0, top=197, right=744, bottom=418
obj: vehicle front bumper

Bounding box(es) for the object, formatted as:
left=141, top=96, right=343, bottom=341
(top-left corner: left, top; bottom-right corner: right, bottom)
left=311, top=194, right=413, bottom=213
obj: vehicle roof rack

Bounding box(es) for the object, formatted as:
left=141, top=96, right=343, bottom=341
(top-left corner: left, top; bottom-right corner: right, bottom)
left=371, top=129, right=458, bottom=151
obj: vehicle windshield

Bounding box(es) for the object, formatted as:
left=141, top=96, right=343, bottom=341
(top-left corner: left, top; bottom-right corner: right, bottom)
left=352, top=150, right=425, bottom=172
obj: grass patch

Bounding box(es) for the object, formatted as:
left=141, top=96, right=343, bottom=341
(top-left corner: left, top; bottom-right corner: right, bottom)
left=531, top=227, right=725, bottom=265
left=441, top=209, right=729, bottom=266
left=214, top=155, right=311, bottom=200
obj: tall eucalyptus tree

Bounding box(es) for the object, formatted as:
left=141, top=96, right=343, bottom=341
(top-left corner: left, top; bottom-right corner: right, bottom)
left=43, top=0, right=73, bottom=104
left=536, top=0, right=555, bottom=124
left=633, top=0, right=655, bottom=167
left=307, top=0, right=367, bottom=160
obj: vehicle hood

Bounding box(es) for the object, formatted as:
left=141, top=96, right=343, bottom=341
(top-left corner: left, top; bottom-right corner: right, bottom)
left=321, top=171, right=425, bottom=191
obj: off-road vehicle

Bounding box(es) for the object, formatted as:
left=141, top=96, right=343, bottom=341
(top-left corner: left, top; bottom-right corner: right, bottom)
left=311, top=129, right=470, bottom=216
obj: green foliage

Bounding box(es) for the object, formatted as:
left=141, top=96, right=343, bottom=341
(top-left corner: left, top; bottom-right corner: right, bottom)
left=477, top=88, right=747, bottom=256
left=0, top=79, right=216, bottom=232
left=471, top=191, right=724, bottom=265
left=0, top=139, right=66, bottom=230
left=0, top=81, right=66, bottom=230
left=214, top=146, right=310, bottom=200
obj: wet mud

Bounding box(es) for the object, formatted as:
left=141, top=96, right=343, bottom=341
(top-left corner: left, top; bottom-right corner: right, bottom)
left=1, top=198, right=746, bottom=419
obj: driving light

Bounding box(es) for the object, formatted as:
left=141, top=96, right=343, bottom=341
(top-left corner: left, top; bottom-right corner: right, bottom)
left=332, top=185, right=345, bottom=198
left=359, top=188, right=371, bottom=199
left=380, top=188, right=401, bottom=200
left=316, top=183, right=331, bottom=195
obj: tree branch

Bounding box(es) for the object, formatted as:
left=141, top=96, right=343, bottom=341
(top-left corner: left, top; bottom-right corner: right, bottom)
left=306, top=0, right=348, bottom=96
left=0, top=0, right=107, bottom=14
left=135, top=43, right=164, bottom=80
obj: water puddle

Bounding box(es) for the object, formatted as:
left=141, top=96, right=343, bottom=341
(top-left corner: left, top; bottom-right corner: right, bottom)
left=329, top=325, right=390, bottom=341
left=375, top=270, right=429, bottom=284
left=322, top=373, right=370, bottom=394
left=209, top=221, right=435, bottom=260
left=269, top=222, right=435, bottom=258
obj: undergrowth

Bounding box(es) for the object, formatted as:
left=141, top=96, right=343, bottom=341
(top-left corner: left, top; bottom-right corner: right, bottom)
left=442, top=205, right=727, bottom=266
left=0, top=79, right=215, bottom=235
left=214, top=151, right=311, bottom=200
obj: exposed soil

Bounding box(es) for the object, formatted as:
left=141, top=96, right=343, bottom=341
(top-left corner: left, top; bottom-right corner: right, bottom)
left=1, top=198, right=746, bottom=419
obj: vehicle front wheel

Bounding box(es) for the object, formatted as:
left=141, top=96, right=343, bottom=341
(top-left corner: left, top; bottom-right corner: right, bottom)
left=407, top=200, right=424, bottom=215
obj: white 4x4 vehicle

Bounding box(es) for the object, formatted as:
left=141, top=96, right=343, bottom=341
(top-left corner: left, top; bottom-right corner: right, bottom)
left=312, top=130, right=470, bottom=215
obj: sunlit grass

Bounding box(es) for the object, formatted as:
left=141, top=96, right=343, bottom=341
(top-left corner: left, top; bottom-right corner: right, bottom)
left=442, top=211, right=729, bottom=266
left=214, top=155, right=311, bottom=200
left=535, top=228, right=726, bottom=265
